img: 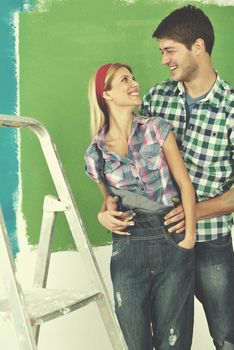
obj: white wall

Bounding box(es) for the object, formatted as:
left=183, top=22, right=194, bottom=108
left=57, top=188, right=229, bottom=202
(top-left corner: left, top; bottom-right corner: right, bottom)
left=0, top=245, right=216, bottom=350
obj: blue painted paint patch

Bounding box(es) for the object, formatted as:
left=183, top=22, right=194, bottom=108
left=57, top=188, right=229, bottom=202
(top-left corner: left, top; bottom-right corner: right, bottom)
left=0, top=0, right=34, bottom=257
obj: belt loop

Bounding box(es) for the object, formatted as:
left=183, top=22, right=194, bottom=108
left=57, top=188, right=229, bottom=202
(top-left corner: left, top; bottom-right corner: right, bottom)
left=162, top=227, right=169, bottom=240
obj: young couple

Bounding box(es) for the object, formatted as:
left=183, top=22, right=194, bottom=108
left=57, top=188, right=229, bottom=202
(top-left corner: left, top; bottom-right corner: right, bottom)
left=85, top=5, right=234, bottom=350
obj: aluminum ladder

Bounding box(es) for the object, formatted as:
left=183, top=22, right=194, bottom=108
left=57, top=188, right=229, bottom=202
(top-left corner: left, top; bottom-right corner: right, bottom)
left=0, top=114, right=127, bottom=350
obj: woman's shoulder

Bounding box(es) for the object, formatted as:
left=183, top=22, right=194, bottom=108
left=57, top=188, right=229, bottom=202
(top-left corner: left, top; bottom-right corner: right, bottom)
left=85, top=140, right=98, bottom=155
left=137, top=114, right=172, bottom=146
left=137, top=114, right=171, bottom=129
left=84, top=137, right=103, bottom=184
left=84, top=137, right=102, bottom=162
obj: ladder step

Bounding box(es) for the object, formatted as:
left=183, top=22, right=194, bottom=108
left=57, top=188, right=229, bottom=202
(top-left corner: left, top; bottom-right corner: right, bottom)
left=0, top=289, right=101, bottom=325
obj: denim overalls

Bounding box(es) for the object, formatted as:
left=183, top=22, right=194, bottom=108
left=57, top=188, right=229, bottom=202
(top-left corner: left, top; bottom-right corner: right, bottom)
left=97, top=147, right=195, bottom=349
left=110, top=199, right=194, bottom=350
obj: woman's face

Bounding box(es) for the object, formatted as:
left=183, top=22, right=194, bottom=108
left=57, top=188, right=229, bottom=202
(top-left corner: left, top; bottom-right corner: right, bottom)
left=104, top=67, right=141, bottom=108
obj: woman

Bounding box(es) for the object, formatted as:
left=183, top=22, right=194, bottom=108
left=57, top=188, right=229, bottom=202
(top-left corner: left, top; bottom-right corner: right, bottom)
left=84, top=63, right=196, bottom=350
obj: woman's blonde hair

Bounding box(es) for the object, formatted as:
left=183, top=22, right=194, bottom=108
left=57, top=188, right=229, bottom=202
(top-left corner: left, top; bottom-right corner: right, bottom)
left=88, top=63, right=132, bottom=137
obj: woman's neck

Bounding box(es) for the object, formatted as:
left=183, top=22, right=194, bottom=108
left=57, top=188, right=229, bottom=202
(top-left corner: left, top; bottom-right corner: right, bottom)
left=108, top=109, right=133, bottom=142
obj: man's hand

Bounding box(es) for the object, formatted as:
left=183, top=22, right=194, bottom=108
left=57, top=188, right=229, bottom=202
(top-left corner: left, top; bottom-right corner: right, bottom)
left=165, top=187, right=234, bottom=234
left=164, top=204, right=185, bottom=233
left=98, top=210, right=135, bottom=235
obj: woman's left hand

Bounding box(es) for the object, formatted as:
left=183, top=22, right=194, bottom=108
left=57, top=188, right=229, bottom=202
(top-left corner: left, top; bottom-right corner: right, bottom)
left=178, top=237, right=195, bottom=250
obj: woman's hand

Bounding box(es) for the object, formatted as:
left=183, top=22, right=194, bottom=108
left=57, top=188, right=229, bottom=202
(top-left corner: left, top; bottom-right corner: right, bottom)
left=98, top=210, right=135, bottom=235
left=106, top=195, right=118, bottom=211
left=178, top=236, right=195, bottom=250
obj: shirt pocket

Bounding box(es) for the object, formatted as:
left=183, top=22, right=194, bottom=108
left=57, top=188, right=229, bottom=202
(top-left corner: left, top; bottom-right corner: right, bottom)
left=184, top=125, right=229, bottom=169
left=104, top=159, right=124, bottom=186
left=140, top=143, right=162, bottom=183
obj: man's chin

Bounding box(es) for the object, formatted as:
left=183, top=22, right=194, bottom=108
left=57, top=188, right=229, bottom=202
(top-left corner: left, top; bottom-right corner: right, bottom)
left=171, top=73, right=183, bottom=82
left=171, top=76, right=180, bottom=82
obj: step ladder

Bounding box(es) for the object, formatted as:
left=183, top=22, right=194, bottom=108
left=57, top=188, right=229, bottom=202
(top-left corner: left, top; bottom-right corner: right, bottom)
left=0, top=114, right=128, bottom=350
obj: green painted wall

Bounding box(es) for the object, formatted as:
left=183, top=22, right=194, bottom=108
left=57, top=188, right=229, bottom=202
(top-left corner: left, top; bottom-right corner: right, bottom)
left=19, top=0, right=234, bottom=250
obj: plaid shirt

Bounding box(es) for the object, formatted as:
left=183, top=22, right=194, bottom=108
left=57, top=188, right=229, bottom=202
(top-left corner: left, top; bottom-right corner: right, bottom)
left=85, top=114, right=178, bottom=206
left=141, top=74, right=234, bottom=241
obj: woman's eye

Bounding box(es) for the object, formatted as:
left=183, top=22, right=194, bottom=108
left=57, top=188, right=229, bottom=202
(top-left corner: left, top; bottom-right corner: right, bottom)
left=122, top=77, right=128, bottom=82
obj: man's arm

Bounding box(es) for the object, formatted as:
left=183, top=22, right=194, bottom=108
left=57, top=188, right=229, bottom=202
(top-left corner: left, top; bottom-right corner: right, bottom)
left=164, top=188, right=234, bottom=233
left=196, top=188, right=234, bottom=220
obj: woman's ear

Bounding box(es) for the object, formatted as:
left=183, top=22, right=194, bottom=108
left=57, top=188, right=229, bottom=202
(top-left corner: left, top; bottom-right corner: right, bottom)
left=103, top=90, right=112, bottom=101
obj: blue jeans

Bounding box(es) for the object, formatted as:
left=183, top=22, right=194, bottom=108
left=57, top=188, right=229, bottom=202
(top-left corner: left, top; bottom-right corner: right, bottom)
left=110, top=212, right=194, bottom=350
left=195, top=234, right=234, bottom=350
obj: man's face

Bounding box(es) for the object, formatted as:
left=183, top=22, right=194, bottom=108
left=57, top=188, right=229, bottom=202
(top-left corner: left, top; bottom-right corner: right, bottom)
left=158, top=38, right=199, bottom=83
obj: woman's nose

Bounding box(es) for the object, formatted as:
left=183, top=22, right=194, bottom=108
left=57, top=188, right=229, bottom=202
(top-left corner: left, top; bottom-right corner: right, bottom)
left=131, top=79, right=139, bottom=87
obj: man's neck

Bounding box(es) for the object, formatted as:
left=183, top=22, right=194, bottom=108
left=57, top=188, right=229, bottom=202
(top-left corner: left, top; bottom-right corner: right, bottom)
left=183, top=66, right=217, bottom=99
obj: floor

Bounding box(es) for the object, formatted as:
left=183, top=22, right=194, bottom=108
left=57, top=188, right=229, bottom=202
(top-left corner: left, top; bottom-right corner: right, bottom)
left=0, top=245, right=215, bottom=349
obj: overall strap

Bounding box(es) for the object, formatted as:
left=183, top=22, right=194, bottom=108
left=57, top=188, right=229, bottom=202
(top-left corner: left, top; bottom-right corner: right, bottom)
left=96, top=146, right=113, bottom=196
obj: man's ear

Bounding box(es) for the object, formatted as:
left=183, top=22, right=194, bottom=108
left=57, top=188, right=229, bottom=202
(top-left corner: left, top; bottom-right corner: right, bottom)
left=193, top=38, right=205, bottom=55
left=103, top=90, right=112, bottom=101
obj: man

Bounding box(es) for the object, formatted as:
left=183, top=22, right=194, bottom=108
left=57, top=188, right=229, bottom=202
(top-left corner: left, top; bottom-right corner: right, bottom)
left=105, top=4, right=233, bottom=348
left=140, top=5, right=234, bottom=349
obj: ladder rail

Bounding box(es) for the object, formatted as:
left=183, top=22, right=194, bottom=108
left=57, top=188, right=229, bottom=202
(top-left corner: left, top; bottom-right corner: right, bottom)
left=0, top=208, right=38, bottom=350
left=33, top=202, right=56, bottom=289
left=34, top=195, right=70, bottom=343
left=0, top=115, right=94, bottom=253
left=33, top=201, right=56, bottom=344
left=0, top=114, right=101, bottom=274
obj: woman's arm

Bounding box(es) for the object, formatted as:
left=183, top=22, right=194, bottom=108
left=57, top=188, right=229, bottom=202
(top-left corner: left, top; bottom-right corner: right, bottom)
left=162, top=132, right=196, bottom=248
left=96, top=184, right=134, bottom=235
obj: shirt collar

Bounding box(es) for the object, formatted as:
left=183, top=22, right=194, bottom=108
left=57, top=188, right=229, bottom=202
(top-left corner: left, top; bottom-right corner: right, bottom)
left=200, top=73, right=226, bottom=107
left=131, top=113, right=149, bottom=135
left=175, top=81, right=185, bottom=96
left=173, top=72, right=226, bottom=107
left=95, top=113, right=149, bottom=159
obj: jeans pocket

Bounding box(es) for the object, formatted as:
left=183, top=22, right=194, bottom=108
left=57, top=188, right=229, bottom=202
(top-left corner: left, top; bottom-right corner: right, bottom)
left=111, top=239, right=128, bottom=260
left=206, top=234, right=232, bottom=249
left=165, top=231, right=194, bottom=252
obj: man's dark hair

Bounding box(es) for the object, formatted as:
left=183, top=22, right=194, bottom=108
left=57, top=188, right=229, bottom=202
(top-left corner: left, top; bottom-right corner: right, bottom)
left=153, top=5, right=214, bottom=55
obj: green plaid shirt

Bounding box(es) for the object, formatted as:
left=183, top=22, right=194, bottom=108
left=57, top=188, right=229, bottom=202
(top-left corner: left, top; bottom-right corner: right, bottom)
left=141, top=74, right=234, bottom=241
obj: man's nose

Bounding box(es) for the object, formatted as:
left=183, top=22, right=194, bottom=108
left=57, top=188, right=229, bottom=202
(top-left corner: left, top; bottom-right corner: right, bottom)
left=161, top=53, right=170, bottom=65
